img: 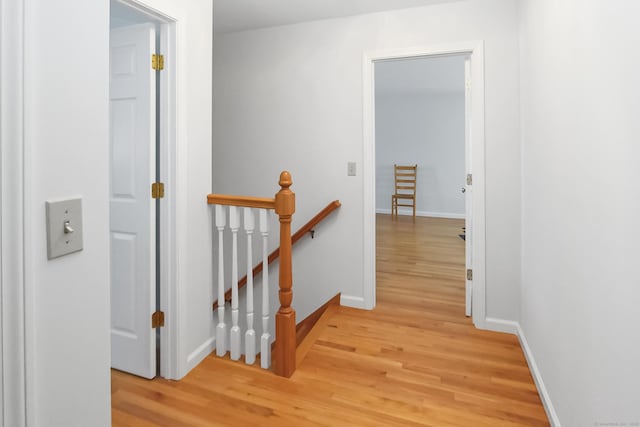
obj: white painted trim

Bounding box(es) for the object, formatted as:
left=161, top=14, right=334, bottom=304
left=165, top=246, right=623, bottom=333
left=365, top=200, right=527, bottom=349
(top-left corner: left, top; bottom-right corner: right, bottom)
left=22, top=1, right=36, bottom=423
left=363, top=41, right=487, bottom=326
left=112, top=0, right=181, bottom=380
left=375, top=208, right=465, bottom=219
left=171, top=11, right=191, bottom=380
left=483, top=317, right=518, bottom=335
left=516, top=323, right=561, bottom=427
left=473, top=319, right=561, bottom=426
left=0, top=0, right=27, bottom=424
left=158, top=15, right=179, bottom=382
left=363, top=53, right=376, bottom=311
left=185, top=337, right=215, bottom=373
left=340, top=295, right=367, bottom=309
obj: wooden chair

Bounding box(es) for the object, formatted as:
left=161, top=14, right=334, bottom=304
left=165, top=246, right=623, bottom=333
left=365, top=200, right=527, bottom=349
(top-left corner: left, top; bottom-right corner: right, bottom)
left=391, top=164, right=417, bottom=218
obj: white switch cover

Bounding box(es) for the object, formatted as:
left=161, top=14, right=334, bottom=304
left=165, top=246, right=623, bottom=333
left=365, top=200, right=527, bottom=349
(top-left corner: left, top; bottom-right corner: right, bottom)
left=46, top=198, right=83, bottom=259
left=348, top=162, right=357, bottom=176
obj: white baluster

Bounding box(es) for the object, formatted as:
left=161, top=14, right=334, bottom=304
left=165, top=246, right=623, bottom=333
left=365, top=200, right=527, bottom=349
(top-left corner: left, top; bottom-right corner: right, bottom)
left=229, top=206, right=241, bottom=360
left=244, top=208, right=256, bottom=365
left=215, top=205, right=227, bottom=357
left=259, top=209, right=271, bottom=369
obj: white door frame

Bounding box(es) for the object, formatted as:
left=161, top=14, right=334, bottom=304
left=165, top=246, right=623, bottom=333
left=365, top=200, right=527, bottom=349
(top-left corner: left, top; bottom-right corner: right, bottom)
left=362, top=41, right=487, bottom=328
left=0, top=0, right=27, bottom=424
left=111, top=0, right=179, bottom=379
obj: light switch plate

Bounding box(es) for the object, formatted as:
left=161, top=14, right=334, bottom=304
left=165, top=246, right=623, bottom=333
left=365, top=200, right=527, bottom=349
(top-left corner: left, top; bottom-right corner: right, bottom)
left=46, top=198, right=83, bottom=260
left=348, top=162, right=357, bottom=176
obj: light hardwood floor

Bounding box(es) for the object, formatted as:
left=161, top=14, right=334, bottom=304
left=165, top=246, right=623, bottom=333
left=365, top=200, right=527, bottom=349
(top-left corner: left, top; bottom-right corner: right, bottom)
left=112, top=214, right=549, bottom=426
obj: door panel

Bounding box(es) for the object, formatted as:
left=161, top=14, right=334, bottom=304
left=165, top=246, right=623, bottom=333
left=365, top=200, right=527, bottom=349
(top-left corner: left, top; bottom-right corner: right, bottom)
left=109, top=23, right=156, bottom=379
left=111, top=99, right=137, bottom=197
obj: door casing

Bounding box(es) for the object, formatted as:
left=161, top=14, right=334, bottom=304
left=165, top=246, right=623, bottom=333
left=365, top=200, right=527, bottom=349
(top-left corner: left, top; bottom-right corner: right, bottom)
left=362, top=41, right=488, bottom=329
left=0, top=0, right=27, bottom=424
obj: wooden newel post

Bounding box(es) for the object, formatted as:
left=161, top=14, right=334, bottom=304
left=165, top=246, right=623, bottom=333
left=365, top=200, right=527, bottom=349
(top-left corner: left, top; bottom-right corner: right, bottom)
left=274, top=171, right=296, bottom=377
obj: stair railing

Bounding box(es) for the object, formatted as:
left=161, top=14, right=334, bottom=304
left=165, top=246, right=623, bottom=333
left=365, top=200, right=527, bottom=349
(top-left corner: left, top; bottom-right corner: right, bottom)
left=207, top=171, right=296, bottom=377
left=212, top=199, right=341, bottom=311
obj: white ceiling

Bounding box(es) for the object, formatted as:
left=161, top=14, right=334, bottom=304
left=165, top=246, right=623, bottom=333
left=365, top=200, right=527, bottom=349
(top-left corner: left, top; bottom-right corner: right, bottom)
left=213, top=0, right=461, bottom=34
left=375, top=55, right=466, bottom=95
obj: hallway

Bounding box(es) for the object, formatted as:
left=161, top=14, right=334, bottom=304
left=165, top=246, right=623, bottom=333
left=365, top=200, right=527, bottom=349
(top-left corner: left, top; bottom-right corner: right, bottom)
left=111, top=215, right=548, bottom=426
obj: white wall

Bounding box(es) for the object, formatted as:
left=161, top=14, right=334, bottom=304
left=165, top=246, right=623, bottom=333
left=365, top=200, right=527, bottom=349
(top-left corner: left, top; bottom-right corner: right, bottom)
left=18, top=0, right=212, bottom=425
left=213, top=0, right=521, bottom=322
left=375, top=90, right=465, bottom=217
left=519, top=0, right=640, bottom=425
left=23, top=0, right=112, bottom=425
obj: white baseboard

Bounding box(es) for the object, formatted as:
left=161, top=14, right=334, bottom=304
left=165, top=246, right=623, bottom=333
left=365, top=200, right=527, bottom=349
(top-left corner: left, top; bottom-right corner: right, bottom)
left=376, top=208, right=464, bottom=219
left=482, top=317, right=519, bottom=334
left=516, top=323, right=561, bottom=427
left=184, top=336, right=216, bottom=376
left=340, top=294, right=368, bottom=309
left=476, top=317, right=560, bottom=426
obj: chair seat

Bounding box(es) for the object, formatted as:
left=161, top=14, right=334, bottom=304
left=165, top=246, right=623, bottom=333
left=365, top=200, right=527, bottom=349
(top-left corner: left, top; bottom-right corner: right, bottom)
left=392, top=194, right=415, bottom=200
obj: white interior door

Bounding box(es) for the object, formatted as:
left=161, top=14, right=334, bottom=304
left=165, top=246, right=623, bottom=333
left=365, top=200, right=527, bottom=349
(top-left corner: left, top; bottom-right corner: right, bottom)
left=109, top=23, right=156, bottom=379
left=464, top=57, right=472, bottom=317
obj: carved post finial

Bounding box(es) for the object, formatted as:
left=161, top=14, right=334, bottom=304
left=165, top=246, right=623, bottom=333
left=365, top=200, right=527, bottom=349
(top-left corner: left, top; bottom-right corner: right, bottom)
left=279, top=171, right=292, bottom=190
left=275, top=171, right=295, bottom=218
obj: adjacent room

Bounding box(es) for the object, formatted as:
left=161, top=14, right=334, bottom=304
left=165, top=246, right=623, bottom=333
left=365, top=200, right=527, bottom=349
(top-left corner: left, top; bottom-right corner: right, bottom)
left=374, top=53, right=471, bottom=317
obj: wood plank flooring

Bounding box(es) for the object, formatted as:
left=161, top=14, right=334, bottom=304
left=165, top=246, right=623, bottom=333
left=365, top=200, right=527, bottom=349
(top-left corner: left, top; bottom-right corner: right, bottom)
left=112, top=214, right=549, bottom=426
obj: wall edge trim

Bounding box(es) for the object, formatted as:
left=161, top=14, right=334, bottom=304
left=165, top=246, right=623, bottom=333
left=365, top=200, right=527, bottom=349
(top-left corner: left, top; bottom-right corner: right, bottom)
left=516, top=323, right=562, bottom=427
left=340, top=295, right=368, bottom=309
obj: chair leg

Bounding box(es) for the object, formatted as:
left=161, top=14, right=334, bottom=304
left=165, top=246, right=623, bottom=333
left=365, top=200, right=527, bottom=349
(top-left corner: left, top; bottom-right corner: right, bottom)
left=391, top=196, right=394, bottom=217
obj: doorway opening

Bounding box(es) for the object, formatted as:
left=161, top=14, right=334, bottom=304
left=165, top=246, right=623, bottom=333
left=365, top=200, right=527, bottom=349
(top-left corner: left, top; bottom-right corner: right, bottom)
left=109, top=0, right=177, bottom=379
left=374, top=54, right=469, bottom=320
left=362, top=43, right=486, bottom=329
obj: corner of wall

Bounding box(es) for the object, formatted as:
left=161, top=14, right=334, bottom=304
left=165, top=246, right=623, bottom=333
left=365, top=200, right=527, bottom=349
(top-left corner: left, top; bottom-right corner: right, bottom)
left=183, top=337, right=216, bottom=378
left=340, top=294, right=368, bottom=309
left=479, top=317, right=561, bottom=426
left=516, top=323, right=562, bottom=427
left=480, top=317, right=518, bottom=334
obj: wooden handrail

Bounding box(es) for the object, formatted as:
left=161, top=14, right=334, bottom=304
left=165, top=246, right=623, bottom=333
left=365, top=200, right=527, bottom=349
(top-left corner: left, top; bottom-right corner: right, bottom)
left=212, top=199, right=341, bottom=311
left=290, top=200, right=342, bottom=246
left=207, top=194, right=276, bottom=210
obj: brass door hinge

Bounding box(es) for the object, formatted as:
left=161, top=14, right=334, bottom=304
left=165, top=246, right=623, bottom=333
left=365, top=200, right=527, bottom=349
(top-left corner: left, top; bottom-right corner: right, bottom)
left=466, top=269, right=473, bottom=281
left=151, top=182, right=164, bottom=199
left=466, top=174, right=472, bottom=185
left=152, top=54, right=164, bottom=71
left=152, top=310, right=165, bottom=328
